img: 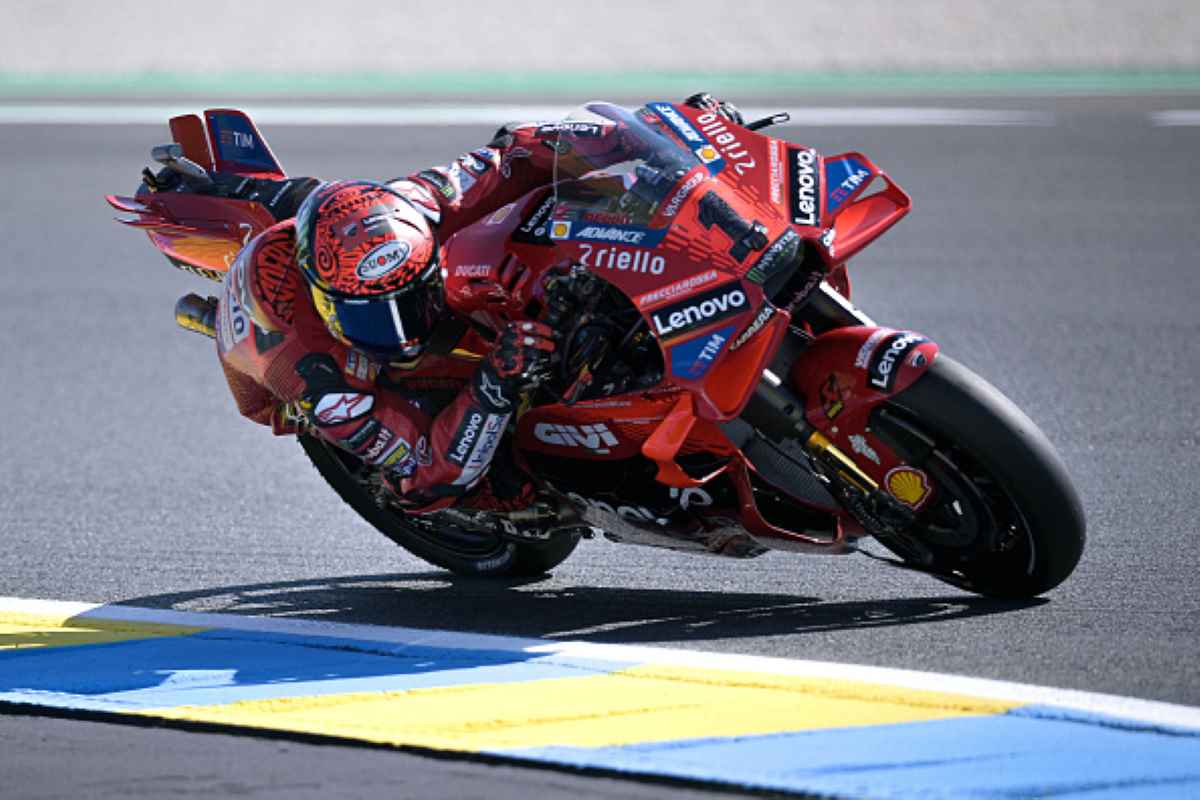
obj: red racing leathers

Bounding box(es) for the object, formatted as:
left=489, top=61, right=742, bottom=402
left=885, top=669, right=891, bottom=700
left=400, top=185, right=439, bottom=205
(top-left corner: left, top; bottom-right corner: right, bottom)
left=214, top=119, right=628, bottom=512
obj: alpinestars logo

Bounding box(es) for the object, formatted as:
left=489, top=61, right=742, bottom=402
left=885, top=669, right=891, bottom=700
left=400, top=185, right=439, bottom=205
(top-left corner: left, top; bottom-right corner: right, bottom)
left=651, top=284, right=748, bottom=341
left=314, top=392, right=374, bottom=426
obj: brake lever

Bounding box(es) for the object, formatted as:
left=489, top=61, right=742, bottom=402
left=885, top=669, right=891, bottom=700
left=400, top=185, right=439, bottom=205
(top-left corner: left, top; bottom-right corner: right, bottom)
left=150, top=143, right=214, bottom=188
left=745, top=112, right=791, bottom=132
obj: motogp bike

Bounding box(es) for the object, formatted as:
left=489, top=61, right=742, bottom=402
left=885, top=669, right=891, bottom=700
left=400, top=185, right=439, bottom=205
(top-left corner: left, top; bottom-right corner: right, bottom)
left=107, top=101, right=1085, bottom=598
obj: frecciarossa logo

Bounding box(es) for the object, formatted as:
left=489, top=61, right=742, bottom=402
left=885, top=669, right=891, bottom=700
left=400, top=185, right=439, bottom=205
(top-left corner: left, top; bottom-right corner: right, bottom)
left=650, top=283, right=748, bottom=341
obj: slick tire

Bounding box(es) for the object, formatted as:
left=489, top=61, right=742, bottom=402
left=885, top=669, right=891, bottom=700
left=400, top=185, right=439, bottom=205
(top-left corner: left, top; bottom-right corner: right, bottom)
left=881, top=356, right=1086, bottom=598
left=299, top=434, right=581, bottom=577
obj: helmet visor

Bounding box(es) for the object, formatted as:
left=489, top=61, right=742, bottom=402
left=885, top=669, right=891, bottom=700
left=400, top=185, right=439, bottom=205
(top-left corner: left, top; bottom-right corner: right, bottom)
left=312, top=267, right=445, bottom=359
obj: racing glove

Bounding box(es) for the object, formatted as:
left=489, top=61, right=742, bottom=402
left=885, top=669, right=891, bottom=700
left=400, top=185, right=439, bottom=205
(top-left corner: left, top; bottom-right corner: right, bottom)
left=472, top=321, right=557, bottom=412
left=683, top=92, right=745, bottom=126
left=141, top=159, right=318, bottom=221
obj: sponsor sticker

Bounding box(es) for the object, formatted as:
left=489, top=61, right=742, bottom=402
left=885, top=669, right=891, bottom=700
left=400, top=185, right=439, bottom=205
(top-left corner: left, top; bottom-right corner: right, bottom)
left=867, top=332, right=928, bottom=392
left=577, top=243, right=666, bottom=275
left=854, top=328, right=893, bottom=369
left=208, top=112, right=276, bottom=170
left=486, top=202, right=516, bottom=225
left=417, top=168, right=456, bottom=200
left=647, top=102, right=726, bottom=175
left=865, top=333, right=926, bottom=392
left=729, top=305, right=774, bottom=351
left=651, top=283, right=748, bottom=341
left=788, top=147, right=821, bottom=227
left=314, top=392, right=375, bottom=426
left=745, top=229, right=801, bottom=285
left=379, top=437, right=412, bottom=468
left=768, top=140, right=785, bottom=205
left=454, top=264, right=491, bottom=278
left=449, top=161, right=476, bottom=195
left=819, top=373, right=848, bottom=419
left=499, top=146, right=531, bottom=178
left=477, top=370, right=510, bottom=411
left=662, top=172, right=705, bottom=218
left=455, top=413, right=509, bottom=486
left=535, top=122, right=604, bottom=137
left=848, top=434, right=881, bottom=465
left=533, top=422, right=619, bottom=454
left=361, top=426, right=396, bottom=463
left=825, top=155, right=873, bottom=215
left=356, top=240, right=411, bottom=280
left=635, top=269, right=721, bottom=309
left=511, top=195, right=556, bottom=245
left=544, top=220, right=669, bottom=248
left=695, top=111, right=758, bottom=176
left=344, top=349, right=378, bottom=382
left=669, top=325, right=735, bottom=379
left=448, top=411, right=484, bottom=466
left=886, top=466, right=932, bottom=509
left=217, top=259, right=251, bottom=353
left=343, top=418, right=381, bottom=451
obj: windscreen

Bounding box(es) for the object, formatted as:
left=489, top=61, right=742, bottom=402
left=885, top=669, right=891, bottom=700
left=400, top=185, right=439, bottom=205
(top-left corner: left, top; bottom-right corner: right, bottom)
left=545, top=102, right=707, bottom=229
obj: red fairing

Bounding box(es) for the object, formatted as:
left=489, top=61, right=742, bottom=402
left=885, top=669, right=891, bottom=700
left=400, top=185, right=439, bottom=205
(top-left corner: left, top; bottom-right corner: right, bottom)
left=790, top=326, right=939, bottom=486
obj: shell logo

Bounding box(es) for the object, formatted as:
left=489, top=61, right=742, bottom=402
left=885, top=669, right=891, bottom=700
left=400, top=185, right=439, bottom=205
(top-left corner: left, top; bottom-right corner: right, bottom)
left=549, top=221, right=572, bottom=240
left=696, top=145, right=720, bottom=164
left=885, top=467, right=931, bottom=508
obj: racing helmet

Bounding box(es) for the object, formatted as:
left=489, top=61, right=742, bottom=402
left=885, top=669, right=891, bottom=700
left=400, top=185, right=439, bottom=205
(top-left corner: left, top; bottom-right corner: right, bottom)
left=295, top=181, right=443, bottom=360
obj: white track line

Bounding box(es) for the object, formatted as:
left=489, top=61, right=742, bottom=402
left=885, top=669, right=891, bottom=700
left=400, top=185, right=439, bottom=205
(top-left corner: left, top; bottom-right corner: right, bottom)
left=1150, top=110, right=1200, bottom=126
left=4, top=596, right=1198, bottom=732
left=0, top=104, right=1054, bottom=127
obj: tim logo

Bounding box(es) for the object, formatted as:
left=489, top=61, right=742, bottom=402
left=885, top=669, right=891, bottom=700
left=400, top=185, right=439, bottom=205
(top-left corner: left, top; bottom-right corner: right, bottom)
left=220, top=130, right=254, bottom=149
left=533, top=423, right=618, bottom=454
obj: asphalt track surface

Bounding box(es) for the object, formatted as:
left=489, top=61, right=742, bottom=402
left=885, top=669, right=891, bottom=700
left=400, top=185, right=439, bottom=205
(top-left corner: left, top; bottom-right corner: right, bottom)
left=1, top=93, right=1198, bottom=796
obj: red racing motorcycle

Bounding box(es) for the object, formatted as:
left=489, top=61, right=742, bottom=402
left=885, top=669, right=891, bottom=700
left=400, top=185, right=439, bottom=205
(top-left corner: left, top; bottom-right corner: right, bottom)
left=107, top=101, right=1085, bottom=598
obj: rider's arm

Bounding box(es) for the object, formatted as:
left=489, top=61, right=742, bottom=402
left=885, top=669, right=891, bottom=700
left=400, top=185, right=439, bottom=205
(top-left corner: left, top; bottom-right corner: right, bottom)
left=392, top=120, right=628, bottom=239
left=289, top=320, right=555, bottom=513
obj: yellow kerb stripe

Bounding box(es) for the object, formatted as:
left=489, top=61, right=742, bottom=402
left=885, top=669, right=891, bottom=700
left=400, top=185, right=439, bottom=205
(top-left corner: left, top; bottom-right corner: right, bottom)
left=143, top=664, right=1020, bottom=751
left=0, top=612, right=205, bottom=650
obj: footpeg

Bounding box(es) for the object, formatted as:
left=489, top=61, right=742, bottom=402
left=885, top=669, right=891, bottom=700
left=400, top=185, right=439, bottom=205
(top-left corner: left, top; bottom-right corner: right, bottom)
left=175, top=293, right=217, bottom=338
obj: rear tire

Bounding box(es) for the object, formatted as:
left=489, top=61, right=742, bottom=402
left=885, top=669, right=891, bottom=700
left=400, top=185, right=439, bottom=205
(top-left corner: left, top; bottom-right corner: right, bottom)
left=877, top=356, right=1085, bottom=598
left=299, top=434, right=581, bottom=577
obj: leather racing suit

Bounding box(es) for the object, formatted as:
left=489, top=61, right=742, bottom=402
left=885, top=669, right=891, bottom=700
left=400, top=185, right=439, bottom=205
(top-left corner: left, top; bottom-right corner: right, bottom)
left=213, top=119, right=629, bottom=513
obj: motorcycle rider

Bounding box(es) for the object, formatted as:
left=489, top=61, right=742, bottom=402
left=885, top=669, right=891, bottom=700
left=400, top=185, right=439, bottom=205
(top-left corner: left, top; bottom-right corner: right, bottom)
left=153, top=95, right=744, bottom=516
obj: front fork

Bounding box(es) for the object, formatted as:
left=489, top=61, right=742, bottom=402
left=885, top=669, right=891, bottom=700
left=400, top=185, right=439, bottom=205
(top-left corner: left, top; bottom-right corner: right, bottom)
left=735, top=282, right=939, bottom=547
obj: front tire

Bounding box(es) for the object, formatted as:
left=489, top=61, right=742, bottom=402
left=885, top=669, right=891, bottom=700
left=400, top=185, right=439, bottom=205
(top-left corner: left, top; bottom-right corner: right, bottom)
left=875, top=356, right=1085, bottom=598
left=299, top=434, right=581, bottom=577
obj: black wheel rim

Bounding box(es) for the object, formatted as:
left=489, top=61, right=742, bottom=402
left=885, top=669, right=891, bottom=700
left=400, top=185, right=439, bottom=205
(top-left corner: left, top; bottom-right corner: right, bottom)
left=874, top=406, right=1038, bottom=580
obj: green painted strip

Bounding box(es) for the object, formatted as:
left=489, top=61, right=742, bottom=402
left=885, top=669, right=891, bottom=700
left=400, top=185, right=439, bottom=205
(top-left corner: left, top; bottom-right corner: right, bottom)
left=3, top=70, right=1200, bottom=98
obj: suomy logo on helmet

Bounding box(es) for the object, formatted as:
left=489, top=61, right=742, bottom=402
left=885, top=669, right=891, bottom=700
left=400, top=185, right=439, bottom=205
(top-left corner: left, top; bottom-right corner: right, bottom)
left=356, top=241, right=411, bottom=280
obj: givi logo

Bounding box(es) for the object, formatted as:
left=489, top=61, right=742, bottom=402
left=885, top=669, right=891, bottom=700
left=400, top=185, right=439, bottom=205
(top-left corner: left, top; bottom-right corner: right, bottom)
left=533, top=423, right=619, bottom=454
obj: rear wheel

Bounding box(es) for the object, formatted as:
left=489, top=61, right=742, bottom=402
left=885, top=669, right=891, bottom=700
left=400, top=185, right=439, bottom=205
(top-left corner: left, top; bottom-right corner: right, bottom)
left=871, top=356, right=1085, bottom=598
left=299, top=434, right=581, bottom=576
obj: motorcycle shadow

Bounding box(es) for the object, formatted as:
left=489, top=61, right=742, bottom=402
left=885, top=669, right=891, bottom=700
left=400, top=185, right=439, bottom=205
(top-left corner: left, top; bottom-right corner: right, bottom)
left=115, top=572, right=1044, bottom=644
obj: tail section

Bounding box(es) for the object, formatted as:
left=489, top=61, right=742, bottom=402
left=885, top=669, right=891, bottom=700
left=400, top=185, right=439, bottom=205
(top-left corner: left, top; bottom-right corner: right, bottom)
left=201, top=109, right=286, bottom=178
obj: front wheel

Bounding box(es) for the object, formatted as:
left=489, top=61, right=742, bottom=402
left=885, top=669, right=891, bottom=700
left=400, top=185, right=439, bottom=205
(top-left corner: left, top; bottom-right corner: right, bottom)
left=872, top=356, right=1085, bottom=598
left=299, top=434, right=581, bottom=577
